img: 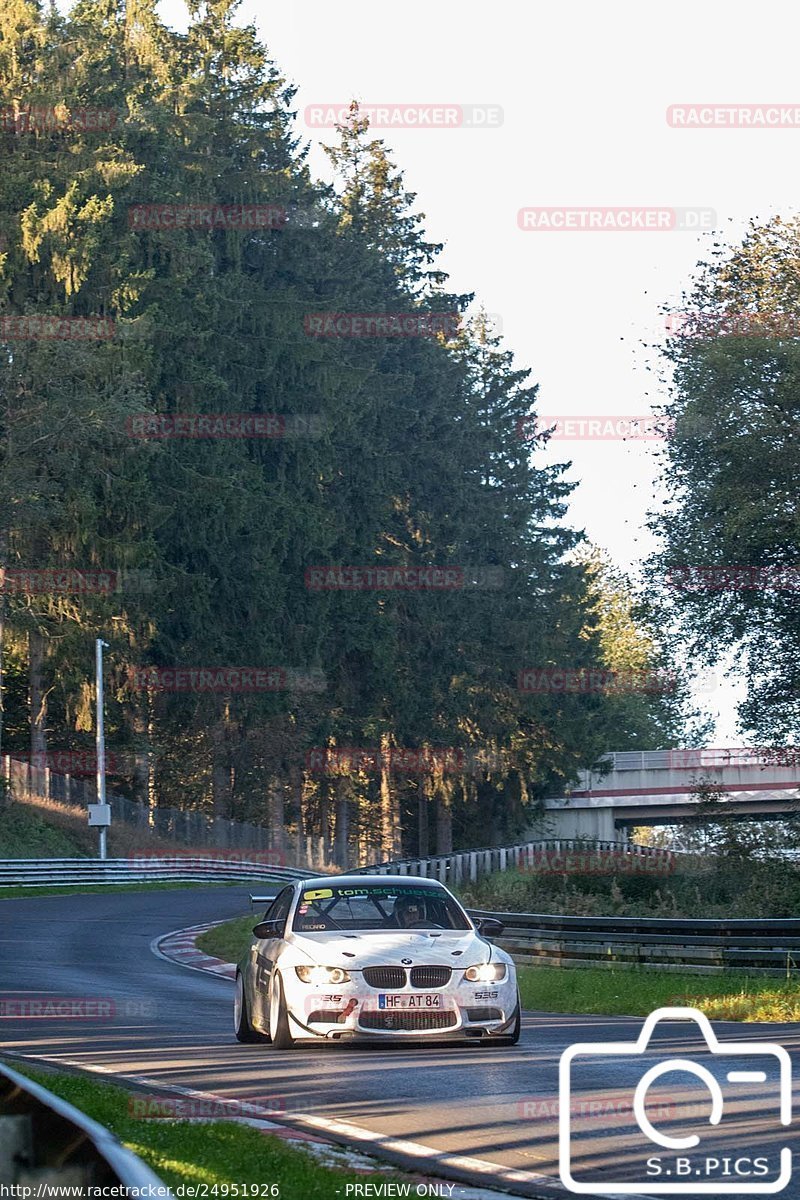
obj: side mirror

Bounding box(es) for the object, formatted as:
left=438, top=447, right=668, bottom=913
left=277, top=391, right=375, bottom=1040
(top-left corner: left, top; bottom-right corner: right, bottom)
left=476, top=917, right=504, bottom=937
left=252, top=920, right=281, bottom=939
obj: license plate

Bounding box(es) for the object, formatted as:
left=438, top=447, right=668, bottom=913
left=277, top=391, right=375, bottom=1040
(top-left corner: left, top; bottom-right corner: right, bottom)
left=378, top=993, right=442, bottom=1009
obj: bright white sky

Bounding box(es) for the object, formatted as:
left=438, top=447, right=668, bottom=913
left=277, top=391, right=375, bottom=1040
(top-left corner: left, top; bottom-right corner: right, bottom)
left=145, top=0, right=798, bottom=743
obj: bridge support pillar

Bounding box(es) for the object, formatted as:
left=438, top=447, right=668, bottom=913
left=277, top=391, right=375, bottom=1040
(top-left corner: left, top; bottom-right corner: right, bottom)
left=529, top=805, right=621, bottom=842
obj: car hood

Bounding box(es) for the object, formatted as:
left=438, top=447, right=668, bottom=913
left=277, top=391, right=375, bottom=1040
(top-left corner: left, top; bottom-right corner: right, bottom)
left=288, top=929, right=493, bottom=968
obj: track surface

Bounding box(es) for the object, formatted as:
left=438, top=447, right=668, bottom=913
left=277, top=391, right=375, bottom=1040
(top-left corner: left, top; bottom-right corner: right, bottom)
left=2, top=888, right=800, bottom=1199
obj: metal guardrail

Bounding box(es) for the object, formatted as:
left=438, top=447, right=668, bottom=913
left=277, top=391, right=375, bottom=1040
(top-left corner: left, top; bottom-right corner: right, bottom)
left=467, top=909, right=800, bottom=976
left=363, top=839, right=673, bottom=885
left=0, top=857, right=308, bottom=888
left=0, top=1060, right=171, bottom=1190
left=0, top=840, right=677, bottom=889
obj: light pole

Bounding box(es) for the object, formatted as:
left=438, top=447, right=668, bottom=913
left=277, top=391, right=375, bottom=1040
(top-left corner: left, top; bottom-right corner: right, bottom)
left=95, top=638, right=110, bottom=860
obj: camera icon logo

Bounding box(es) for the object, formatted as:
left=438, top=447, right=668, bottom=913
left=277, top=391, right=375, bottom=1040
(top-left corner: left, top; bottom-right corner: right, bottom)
left=559, top=1006, right=792, bottom=1194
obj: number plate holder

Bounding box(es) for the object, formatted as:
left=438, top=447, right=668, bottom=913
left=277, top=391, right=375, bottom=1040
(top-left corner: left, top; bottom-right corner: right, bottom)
left=378, top=993, right=442, bottom=1009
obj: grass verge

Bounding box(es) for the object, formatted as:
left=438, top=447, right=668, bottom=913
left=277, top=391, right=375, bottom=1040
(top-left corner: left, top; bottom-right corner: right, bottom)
left=0, top=799, right=89, bottom=857
left=198, top=915, right=800, bottom=1022
left=517, top=965, right=800, bottom=1021
left=196, top=913, right=258, bottom=962
left=0, top=793, right=251, bottom=861
left=9, top=1065, right=405, bottom=1198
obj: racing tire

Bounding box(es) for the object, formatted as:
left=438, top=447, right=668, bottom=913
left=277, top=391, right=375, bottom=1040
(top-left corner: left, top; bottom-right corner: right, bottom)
left=269, top=971, right=296, bottom=1049
left=234, top=972, right=270, bottom=1043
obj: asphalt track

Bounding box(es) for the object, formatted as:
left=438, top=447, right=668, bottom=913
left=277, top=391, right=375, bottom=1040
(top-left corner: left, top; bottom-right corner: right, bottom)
left=2, top=888, right=799, bottom=1200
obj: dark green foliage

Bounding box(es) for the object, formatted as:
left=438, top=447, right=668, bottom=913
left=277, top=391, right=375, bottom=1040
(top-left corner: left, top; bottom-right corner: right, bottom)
left=649, top=217, right=800, bottom=743
left=0, top=2, right=697, bottom=861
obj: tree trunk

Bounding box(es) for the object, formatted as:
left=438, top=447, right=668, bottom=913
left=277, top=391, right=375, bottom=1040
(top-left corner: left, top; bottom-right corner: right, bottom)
left=0, top=529, right=6, bottom=762
left=269, top=777, right=285, bottom=857
left=418, top=783, right=430, bottom=858
left=210, top=699, right=232, bottom=823
left=130, top=692, right=152, bottom=810
left=28, top=628, right=47, bottom=758
left=0, top=599, right=4, bottom=766
left=379, top=732, right=401, bottom=859
left=318, top=783, right=331, bottom=867
left=288, top=761, right=303, bottom=866
left=333, top=776, right=349, bottom=868
left=435, top=780, right=453, bottom=854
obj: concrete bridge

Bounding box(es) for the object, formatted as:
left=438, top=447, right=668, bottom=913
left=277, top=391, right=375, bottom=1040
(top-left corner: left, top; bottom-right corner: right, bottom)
left=533, top=747, right=800, bottom=841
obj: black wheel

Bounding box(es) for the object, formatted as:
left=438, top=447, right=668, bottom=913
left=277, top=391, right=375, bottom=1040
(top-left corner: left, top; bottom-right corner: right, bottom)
left=268, top=971, right=295, bottom=1049
left=234, top=972, right=270, bottom=1043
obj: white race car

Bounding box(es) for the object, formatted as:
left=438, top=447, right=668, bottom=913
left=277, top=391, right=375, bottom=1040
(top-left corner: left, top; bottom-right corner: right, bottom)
left=234, top=874, right=520, bottom=1047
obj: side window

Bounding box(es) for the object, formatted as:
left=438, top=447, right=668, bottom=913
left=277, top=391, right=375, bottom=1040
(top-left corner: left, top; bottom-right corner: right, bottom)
left=265, top=887, right=293, bottom=935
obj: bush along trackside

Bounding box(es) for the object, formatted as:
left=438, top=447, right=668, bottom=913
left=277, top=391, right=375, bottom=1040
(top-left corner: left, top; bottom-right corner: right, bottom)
left=456, top=853, right=800, bottom=919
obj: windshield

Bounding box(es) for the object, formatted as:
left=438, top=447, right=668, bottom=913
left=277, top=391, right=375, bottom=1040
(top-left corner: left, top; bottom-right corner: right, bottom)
left=291, top=884, right=471, bottom=933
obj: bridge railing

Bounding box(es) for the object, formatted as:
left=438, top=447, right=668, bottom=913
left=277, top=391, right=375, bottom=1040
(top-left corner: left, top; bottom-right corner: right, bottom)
left=594, top=747, right=800, bottom=773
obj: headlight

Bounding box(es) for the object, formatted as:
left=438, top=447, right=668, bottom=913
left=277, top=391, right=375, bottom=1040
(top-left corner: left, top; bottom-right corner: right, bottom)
left=464, top=963, right=506, bottom=982
left=295, top=965, right=351, bottom=985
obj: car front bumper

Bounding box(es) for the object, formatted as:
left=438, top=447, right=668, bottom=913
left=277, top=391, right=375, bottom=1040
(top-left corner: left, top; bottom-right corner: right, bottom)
left=284, top=972, right=518, bottom=1040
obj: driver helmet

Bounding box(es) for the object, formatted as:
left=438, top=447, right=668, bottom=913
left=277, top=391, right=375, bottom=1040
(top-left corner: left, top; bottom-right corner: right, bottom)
left=394, top=894, right=425, bottom=925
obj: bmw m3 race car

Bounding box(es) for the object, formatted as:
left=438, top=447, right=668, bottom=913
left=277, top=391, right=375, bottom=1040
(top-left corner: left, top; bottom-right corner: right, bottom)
left=234, top=874, right=520, bottom=1047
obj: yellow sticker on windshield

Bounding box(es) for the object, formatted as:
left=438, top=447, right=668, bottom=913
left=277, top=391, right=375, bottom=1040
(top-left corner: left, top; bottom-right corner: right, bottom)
left=303, top=888, right=333, bottom=901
